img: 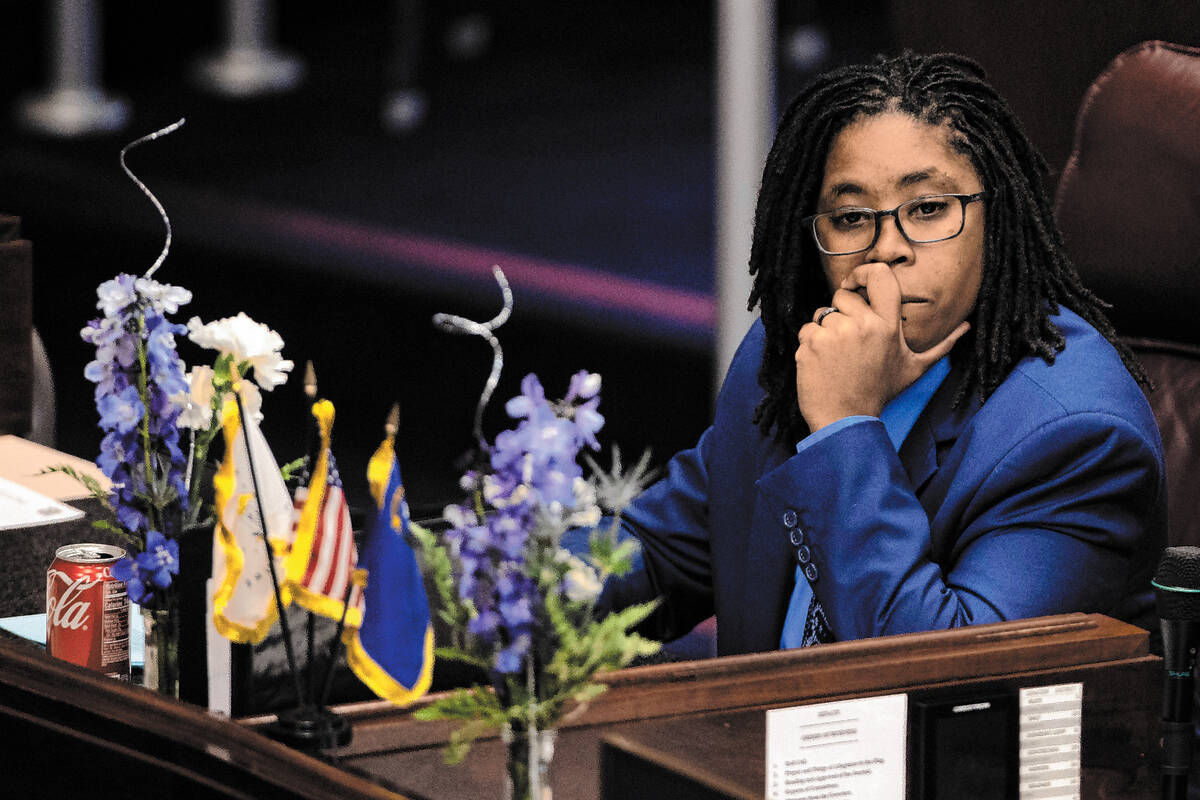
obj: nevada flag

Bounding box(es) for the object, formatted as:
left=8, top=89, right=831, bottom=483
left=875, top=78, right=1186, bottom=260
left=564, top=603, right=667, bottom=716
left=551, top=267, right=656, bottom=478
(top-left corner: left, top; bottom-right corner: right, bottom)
left=344, top=427, right=433, bottom=705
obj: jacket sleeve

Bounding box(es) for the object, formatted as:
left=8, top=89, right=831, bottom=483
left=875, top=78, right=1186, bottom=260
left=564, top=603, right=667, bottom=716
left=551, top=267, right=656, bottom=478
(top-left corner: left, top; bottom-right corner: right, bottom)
left=583, top=426, right=717, bottom=642
left=760, top=409, right=1162, bottom=641
left=581, top=322, right=771, bottom=642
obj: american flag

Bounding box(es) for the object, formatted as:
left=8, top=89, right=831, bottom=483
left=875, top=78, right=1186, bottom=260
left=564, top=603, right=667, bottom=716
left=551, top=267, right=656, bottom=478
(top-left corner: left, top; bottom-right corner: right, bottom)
left=290, top=452, right=365, bottom=626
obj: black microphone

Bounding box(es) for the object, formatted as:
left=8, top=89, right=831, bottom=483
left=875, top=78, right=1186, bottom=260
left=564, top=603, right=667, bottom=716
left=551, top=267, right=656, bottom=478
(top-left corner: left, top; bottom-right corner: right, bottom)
left=1153, top=546, right=1200, bottom=800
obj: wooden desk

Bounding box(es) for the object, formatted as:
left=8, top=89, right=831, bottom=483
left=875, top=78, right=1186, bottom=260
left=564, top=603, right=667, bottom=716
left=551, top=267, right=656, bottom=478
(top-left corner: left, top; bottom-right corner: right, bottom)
left=0, top=612, right=1161, bottom=798
left=240, top=613, right=1159, bottom=799
left=599, top=661, right=1155, bottom=799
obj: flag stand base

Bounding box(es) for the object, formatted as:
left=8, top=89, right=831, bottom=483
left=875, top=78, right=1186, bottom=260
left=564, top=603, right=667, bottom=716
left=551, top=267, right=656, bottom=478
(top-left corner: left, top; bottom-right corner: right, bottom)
left=264, top=705, right=353, bottom=751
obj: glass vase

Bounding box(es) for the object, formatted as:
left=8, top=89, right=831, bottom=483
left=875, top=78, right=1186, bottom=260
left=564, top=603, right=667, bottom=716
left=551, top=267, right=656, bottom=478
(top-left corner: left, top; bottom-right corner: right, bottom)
left=141, top=590, right=180, bottom=699
left=502, top=722, right=556, bottom=800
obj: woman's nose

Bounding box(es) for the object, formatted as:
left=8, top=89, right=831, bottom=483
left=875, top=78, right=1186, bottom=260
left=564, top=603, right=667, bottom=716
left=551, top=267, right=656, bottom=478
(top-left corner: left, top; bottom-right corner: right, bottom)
left=866, top=212, right=914, bottom=266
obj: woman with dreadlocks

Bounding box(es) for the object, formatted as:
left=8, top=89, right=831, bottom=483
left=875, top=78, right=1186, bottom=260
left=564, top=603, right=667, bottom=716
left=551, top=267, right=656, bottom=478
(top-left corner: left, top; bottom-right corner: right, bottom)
left=587, top=51, right=1165, bottom=655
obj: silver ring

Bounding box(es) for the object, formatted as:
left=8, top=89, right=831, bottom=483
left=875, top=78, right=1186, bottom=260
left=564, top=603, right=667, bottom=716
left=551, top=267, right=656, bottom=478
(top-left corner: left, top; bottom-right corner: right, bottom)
left=815, top=306, right=840, bottom=326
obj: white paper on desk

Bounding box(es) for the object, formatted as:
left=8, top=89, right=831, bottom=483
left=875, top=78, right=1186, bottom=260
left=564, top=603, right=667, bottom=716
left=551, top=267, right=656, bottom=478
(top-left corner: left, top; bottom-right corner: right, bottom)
left=766, top=693, right=907, bottom=800
left=0, top=476, right=84, bottom=530
left=0, top=434, right=110, bottom=501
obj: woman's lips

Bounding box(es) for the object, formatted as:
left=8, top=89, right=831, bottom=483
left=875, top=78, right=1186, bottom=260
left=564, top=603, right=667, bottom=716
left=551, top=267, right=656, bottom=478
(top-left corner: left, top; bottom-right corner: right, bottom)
left=899, top=298, right=927, bottom=322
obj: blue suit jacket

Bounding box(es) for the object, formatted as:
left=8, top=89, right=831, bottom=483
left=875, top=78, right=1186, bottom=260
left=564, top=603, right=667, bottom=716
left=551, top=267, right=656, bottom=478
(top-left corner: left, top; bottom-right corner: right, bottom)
left=602, top=307, right=1166, bottom=655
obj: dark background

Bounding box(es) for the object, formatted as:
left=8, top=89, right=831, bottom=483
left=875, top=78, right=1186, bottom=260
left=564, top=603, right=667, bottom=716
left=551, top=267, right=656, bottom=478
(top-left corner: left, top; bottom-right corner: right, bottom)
left=2, top=1, right=1197, bottom=514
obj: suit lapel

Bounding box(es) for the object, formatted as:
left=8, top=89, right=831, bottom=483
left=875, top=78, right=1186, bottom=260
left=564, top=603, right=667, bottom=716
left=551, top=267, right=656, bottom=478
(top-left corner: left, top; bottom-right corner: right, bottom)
left=898, top=362, right=980, bottom=496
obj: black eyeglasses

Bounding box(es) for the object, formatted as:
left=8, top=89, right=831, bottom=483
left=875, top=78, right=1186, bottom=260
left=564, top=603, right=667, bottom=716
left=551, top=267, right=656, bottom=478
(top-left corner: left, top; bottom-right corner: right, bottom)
left=803, top=192, right=987, bottom=256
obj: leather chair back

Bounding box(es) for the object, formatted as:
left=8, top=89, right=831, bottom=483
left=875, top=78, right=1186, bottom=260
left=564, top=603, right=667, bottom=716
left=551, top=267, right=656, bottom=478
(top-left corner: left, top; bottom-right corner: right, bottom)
left=0, top=216, right=33, bottom=437
left=1055, top=40, right=1200, bottom=547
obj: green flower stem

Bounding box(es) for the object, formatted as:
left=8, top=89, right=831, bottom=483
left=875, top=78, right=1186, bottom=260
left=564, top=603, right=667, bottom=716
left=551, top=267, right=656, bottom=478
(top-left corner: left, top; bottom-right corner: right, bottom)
left=143, top=588, right=181, bottom=698
left=134, top=313, right=161, bottom=534
left=473, top=488, right=486, bottom=522
left=185, top=423, right=220, bottom=527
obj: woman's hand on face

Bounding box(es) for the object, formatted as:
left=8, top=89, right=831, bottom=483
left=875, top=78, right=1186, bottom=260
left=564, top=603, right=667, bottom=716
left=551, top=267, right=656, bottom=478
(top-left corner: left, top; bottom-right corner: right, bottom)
left=794, top=262, right=969, bottom=432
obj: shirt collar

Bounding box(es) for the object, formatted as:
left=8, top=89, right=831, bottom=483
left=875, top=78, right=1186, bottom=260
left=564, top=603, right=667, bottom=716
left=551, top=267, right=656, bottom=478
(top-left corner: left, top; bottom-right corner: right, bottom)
left=878, top=356, right=950, bottom=451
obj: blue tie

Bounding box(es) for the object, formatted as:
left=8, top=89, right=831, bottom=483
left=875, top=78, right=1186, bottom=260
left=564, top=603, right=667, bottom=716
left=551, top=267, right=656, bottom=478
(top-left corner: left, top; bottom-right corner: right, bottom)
left=801, top=591, right=834, bottom=646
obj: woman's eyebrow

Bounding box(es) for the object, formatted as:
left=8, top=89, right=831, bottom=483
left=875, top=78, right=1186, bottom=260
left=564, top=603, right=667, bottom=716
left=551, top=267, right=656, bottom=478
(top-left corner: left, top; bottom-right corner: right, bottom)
left=827, top=181, right=865, bottom=199
left=898, top=168, right=955, bottom=189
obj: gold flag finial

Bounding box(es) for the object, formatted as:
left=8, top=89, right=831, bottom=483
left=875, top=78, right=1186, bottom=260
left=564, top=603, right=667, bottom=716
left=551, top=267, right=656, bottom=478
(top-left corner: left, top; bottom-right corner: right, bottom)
left=385, top=403, right=400, bottom=437
left=304, top=360, right=317, bottom=398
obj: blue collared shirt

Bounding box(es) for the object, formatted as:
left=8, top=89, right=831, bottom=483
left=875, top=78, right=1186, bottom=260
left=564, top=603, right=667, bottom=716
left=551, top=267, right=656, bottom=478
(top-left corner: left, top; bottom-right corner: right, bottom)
left=780, top=357, right=950, bottom=648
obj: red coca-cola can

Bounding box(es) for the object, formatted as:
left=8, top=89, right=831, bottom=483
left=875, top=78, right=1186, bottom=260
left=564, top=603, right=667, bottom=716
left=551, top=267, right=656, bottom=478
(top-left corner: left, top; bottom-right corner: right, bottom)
left=46, top=543, right=130, bottom=680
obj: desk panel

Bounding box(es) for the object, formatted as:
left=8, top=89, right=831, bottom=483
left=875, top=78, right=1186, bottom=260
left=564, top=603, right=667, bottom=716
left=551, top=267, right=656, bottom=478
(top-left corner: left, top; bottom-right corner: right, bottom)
left=242, top=614, right=1159, bottom=799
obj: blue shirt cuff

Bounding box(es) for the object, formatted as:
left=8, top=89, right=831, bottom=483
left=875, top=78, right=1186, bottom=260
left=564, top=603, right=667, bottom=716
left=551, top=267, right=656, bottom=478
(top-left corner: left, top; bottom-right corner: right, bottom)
left=795, top=415, right=878, bottom=454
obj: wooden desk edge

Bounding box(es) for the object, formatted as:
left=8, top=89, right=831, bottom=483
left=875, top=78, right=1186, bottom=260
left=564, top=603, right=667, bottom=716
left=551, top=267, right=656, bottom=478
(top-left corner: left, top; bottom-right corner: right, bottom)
left=242, top=613, right=1153, bottom=757
left=0, top=636, right=408, bottom=800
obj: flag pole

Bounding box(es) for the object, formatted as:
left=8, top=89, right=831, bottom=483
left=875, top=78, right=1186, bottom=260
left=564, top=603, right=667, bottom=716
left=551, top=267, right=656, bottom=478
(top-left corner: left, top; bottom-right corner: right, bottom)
left=301, top=361, right=319, bottom=704
left=231, top=384, right=308, bottom=708
left=319, top=558, right=359, bottom=709
left=318, top=401, right=399, bottom=708
left=300, top=360, right=319, bottom=483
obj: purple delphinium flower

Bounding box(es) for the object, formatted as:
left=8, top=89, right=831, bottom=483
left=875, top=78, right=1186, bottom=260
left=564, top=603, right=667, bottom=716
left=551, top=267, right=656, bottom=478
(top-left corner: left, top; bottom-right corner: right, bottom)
left=443, top=371, right=608, bottom=676
left=494, top=636, right=530, bottom=675
left=564, top=370, right=601, bottom=403
left=97, top=384, right=144, bottom=435
left=134, top=276, right=192, bottom=315
left=95, top=274, right=138, bottom=317
left=83, top=273, right=192, bottom=547
left=136, top=529, right=180, bottom=589
left=504, top=373, right=546, bottom=420
left=96, top=431, right=132, bottom=477
left=573, top=397, right=604, bottom=451
left=111, top=556, right=152, bottom=605
left=116, top=502, right=150, bottom=535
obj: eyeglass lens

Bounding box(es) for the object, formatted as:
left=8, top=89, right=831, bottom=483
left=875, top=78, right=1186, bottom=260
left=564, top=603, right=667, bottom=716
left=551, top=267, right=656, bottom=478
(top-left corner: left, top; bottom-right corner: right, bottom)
left=813, top=194, right=968, bottom=255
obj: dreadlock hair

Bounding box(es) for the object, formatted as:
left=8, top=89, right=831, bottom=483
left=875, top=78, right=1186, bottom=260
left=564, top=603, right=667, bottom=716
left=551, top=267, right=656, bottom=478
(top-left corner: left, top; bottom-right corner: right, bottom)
left=748, top=50, right=1147, bottom=444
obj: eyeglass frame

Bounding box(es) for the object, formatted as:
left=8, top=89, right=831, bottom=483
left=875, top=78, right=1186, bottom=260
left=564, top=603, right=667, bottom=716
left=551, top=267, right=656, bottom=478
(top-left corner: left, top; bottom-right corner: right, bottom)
left=801, top=191, right=988, bottom=256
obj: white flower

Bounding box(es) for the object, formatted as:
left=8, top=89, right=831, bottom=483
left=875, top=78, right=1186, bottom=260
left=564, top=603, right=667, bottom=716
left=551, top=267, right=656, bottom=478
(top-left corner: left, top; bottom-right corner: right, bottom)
left=561, top=554, right=603, bottom=603
left=134, top=277, right=192, bottom=314
left=559, top=478, right=601, bottom=528
left=174, top=365, right=215, bottom=429
left=483, top=474, right=529, bottom=508
left=187, top=312, right=294, bottom=390
left=566, top=504, right=601, bottom=529
left=443, top=504, right=477, bottom=529
left=570, top=371, right=602, bottom=401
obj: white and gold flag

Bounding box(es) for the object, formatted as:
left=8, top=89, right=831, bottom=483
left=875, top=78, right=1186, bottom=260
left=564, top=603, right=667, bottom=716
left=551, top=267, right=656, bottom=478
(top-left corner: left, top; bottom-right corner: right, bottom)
left=211, top=390, right=296, bottom=644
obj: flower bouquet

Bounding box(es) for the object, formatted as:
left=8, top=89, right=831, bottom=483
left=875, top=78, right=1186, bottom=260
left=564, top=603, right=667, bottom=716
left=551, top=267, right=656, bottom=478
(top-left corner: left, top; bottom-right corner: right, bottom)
left=48, top=121, right=299, bottom=696
left=412, top=370, right=661, bottom=799
left=62, top=272, right=295, bottom=695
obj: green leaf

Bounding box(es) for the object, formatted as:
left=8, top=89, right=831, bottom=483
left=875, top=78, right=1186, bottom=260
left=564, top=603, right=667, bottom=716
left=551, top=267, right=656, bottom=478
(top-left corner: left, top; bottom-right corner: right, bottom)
left=278, top=457, right=306, bottom=482
left=433, top=646, right=492, bottom=671
left=90, top=519, right=138, bottom=547
left=442, top=717, right=499, bottom=765
left=40, top=465, right=114, bottom=512
left=411, top=522, right=475, bottom=634
left=212, top=353, right=234, bottom=383
left=571, top=682, right=608, bottom=706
